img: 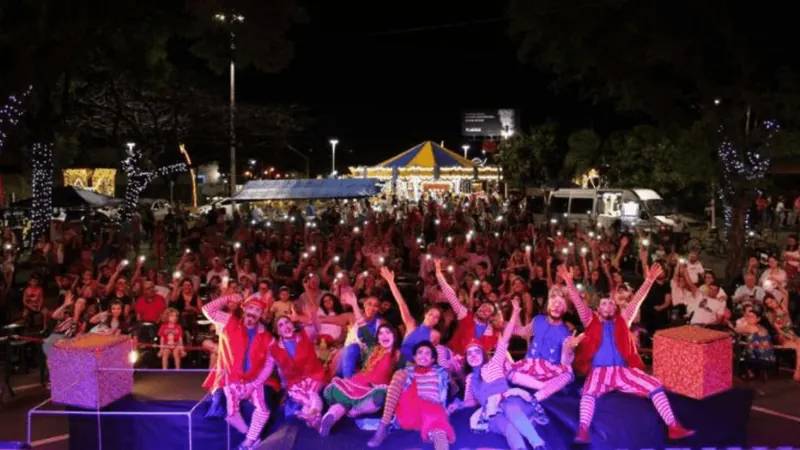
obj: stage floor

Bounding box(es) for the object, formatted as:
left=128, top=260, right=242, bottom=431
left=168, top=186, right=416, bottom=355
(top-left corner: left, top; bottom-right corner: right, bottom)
left=49, top=371, right=755, bottom=450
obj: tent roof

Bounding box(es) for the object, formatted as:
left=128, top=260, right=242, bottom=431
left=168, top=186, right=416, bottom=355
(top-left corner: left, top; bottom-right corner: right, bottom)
left=11, top=186, right=122, bottom=209
left=376, top=141, right=475, bottom=168
left=232, top=179, right=383, bottom=201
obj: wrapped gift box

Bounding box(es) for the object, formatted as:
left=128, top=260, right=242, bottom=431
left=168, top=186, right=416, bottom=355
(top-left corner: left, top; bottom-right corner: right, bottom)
left=48, top=334, right=134, bottom=408
left=653, top=325, right=732, bottom=399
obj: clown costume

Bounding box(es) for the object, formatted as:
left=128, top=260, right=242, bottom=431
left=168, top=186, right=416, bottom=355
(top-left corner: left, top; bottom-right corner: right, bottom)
left=567, top=264, right=694, bottom=443
left=202, top=294, right=277, bottom=450
left=454, top=299, right=548, bottom=450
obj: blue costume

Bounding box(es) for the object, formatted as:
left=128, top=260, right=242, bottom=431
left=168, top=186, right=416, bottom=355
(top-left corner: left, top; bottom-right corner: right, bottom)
left=336, top=316, right=381, bottom=377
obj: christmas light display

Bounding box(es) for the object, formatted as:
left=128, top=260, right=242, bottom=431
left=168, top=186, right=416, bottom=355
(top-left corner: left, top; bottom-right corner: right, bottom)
left=30, top=142, right=53, bottom=244
left=119, top=143, right=187, bottom=222
left=717, top=120, right=775, bottom=232
left=0, top=87, right=32, bottom=154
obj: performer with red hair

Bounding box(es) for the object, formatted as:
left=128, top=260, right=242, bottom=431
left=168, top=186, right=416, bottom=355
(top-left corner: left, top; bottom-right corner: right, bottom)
left=569, top=262, right=694, bottom=443
left=202, top=291, right=276, bottom=450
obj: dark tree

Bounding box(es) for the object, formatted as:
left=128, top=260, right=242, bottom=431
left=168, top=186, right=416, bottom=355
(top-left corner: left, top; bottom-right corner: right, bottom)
left=510, top=0, right=800, bottom=278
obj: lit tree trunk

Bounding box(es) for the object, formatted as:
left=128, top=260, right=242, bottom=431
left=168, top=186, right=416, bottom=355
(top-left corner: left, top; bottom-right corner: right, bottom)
left=30, top=142, right=53, bottom=244
left=724, top=190, right=750, bottom=280
left=119, top=143, right=187, bottom=223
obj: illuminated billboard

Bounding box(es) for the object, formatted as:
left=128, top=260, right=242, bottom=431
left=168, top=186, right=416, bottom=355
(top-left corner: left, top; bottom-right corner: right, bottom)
left=462, top=109, right=518, bottom=137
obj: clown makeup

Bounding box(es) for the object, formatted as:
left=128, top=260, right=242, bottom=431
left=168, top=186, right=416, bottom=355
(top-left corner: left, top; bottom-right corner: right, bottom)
left=413, top=345, right=434, bottom=367
left=465, top=346, right=485, bottom=368
left=243, top=304, right=264, bottom=329
left=377, top=326, right=395, bottom=349
left=276, top=316, right=295, bottom=338
left=547, top=296, right=566, bottom=320
left=598, top=298, right=617, bottom=319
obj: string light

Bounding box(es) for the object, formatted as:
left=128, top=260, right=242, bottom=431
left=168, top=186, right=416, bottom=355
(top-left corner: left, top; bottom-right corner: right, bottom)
left=30, top=142, right=53, bottom=244
left=119, top=143, right=187, bottom=223
left=0, top=86, right=32, bottom=154
left=717, top=120, right=774, bottom=232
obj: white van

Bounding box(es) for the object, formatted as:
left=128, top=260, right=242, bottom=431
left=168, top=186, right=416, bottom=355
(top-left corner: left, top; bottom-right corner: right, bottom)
left=525, top=187, right=675, bottom=230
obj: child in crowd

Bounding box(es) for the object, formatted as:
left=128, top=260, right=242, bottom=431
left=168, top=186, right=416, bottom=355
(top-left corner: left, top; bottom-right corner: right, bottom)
left=158, top=307, right=186, bottom=369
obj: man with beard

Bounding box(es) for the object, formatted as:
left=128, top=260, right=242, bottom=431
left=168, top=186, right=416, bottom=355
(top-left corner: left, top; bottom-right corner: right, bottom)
left=202, top=292, right=277, bottom=450
left=434, top=259, right=501, bottom=357
left=570, top=263, right=694, bottom=443
left=505, top=265, right=580, bottom=405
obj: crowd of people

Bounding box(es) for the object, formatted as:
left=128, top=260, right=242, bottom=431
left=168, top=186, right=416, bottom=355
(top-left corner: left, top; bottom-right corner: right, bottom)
left=3, top=193, right=800, bottom=449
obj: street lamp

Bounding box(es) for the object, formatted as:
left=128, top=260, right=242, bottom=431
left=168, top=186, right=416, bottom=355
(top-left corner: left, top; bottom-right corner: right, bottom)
left=329, top=139, right=339, bottom=174
left=213, top=12, right=245, bottom=196
left=461, top=144, right=469, bottom=159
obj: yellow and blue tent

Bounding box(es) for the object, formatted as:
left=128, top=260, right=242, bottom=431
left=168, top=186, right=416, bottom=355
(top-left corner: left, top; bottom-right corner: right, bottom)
left=376, top=141, right=475, bottom=168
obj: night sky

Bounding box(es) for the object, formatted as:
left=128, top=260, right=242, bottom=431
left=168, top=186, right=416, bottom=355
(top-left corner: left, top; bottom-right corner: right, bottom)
left=237, top=0, right=586, bottom=171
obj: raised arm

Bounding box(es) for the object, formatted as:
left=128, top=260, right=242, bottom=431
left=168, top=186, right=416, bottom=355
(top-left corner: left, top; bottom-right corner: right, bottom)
left=622, top=264, right=663, bottom=326
left=558, top=264, right=592, bottom=327
left=434, top=259, right=467, bottom=320
left=203, top=293, right=242, bottom=326
left=380, top=266, right=416, bottom=333
left=490, top=299, right=520, bottom=367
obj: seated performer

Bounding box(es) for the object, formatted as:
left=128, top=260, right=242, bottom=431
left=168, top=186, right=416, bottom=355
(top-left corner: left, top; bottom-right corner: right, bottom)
left=380, top=267, right=443, bottom=362
left=271, top=314, right=328, bottom=429
left=434, top=259, right=501, bottom=360
left=507, top=266, right=581, bottom=402
left=324, top=295, right=384, bottom=378
left=451, top=299, right=548, bottom=450
left=367, top=341, right=455, bottom=449
left=570, top=263, right=694, bottom=443
left=202, top=293, right=276, bottom=450
left=320, top=288, right=400, bottom=436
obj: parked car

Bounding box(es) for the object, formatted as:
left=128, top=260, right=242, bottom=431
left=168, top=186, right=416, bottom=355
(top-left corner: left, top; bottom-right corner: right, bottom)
left=96, top=198, right=172, bottom=222
left=194, top=198, right=240, bottom=219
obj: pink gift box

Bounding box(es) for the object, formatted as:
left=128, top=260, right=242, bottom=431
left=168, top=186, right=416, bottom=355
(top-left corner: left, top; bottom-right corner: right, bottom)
left=48, top=334, right=134, bottom=408
left=653, top=325, right=732, bottom=399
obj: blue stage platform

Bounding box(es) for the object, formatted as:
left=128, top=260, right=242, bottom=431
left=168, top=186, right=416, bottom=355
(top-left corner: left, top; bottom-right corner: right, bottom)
left=66, top=382, right=753, bottom=450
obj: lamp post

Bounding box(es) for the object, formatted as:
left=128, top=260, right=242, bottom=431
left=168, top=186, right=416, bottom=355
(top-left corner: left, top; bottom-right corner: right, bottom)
left=329, top=139, right=339, bottom=175
left=461, top=144, right=469, bottom=159
left=214, top=12, right=244, bottom=196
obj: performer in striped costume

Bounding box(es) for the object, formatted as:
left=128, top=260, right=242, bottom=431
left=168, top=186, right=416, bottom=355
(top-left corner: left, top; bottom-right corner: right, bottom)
left=452, top=299, right=547, bottom=450
left=320, top=288, right=400, bottom=436
left=270, top=315, right=328, bottom=430
left=570, top=264, right=694, bottom=443
left=367, top=341, right=455, bottom=450
left=202, top=293, right=277, bottom=450
left=507, top=271, right=578, bottom=403
left=434, top=259, right=501, bottom=360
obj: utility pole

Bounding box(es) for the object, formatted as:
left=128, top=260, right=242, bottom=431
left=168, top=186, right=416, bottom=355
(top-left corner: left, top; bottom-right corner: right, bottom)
left=214, top=12, right=244, bottom=196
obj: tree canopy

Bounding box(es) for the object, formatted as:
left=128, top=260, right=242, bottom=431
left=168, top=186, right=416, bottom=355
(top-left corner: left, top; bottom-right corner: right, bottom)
left=0, top=0, right=308, bottom=168
left=509, top=0, right=800, bottom=278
